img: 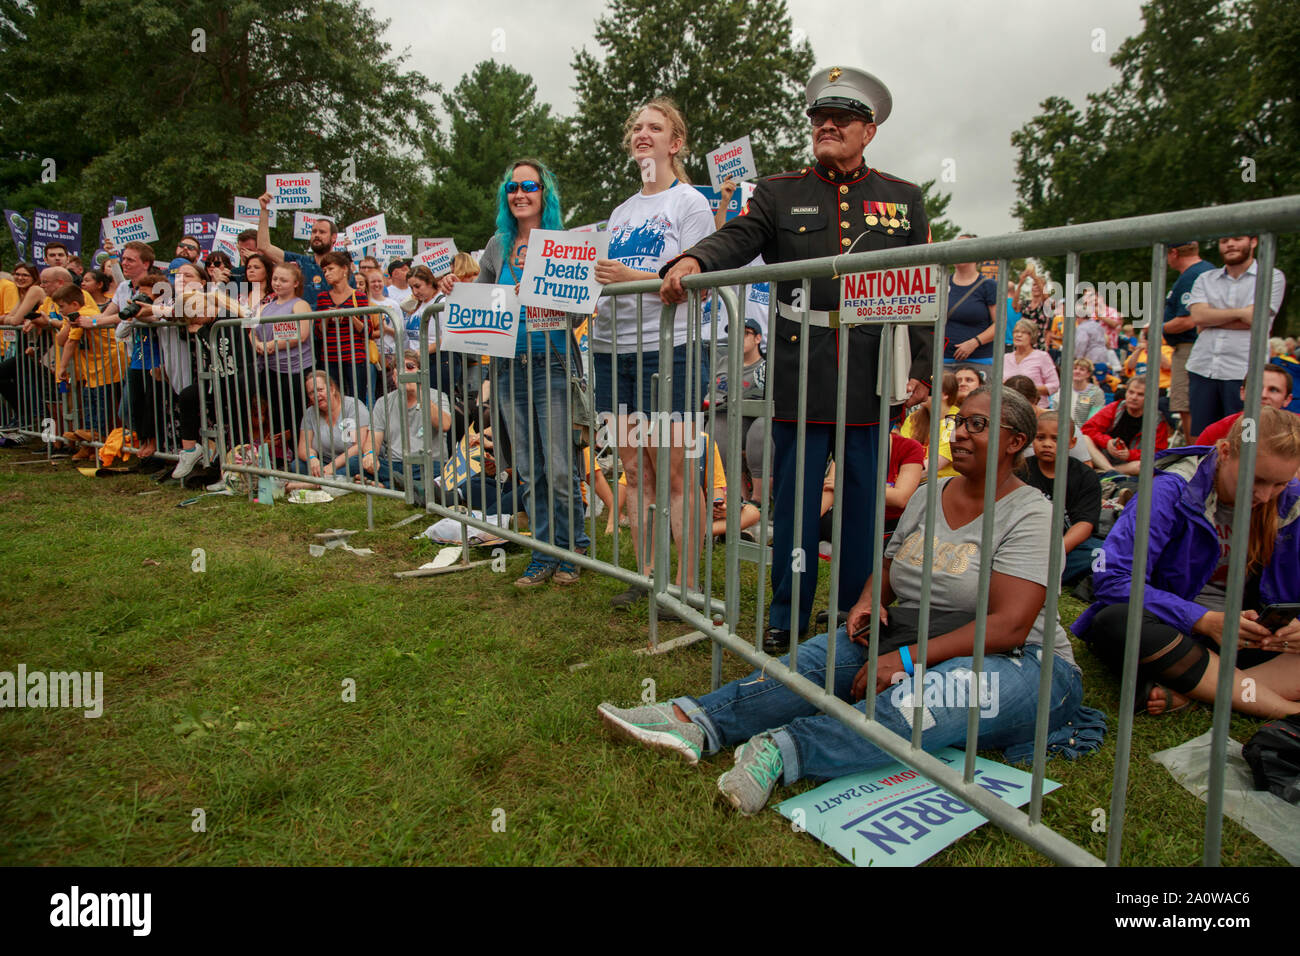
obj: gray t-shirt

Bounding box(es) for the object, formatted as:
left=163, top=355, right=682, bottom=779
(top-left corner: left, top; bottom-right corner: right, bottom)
left=884, top=478, right=1077, bottom=666
left=300, top=395, right=369, bottom=458
left=374, top=388, right=452, bottom=462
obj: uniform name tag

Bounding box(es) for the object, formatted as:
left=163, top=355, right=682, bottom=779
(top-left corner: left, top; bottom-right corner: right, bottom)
left=789, top=206, right=819, bottom=215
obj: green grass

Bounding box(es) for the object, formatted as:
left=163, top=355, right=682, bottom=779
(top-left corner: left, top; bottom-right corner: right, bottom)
left=0, top=448, right=1285, bottom=866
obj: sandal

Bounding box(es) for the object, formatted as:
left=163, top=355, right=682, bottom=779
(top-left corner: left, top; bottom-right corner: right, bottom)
left=1137, top=680, right=1197, bottom=717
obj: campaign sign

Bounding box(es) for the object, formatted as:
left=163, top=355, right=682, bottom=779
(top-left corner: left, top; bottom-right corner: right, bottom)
left=415, top=238, right=457, bottom=277
left=517, top=229, right=609, bottom=313
left=332, top=232, right=348, bottom=252
left=182, top=214, right=219, bottom=252
left=234, top=196, right=275, bottom=227
left=5, top=209, right=29, bottom=262
left=840, top=265, right=941, bottom=325
left=96, top=197, right=127, bottom=264
left=707, top=135, right=758, bottom=188
left=101, top=206, right=159, bottom=246
left=293, top=211, right=330, bottom=241
left=694, top=185, right=743, bottom=222
left=775, top=748, right=1060, bottom=867
left=440, top=283, right=519, bottom=359
left=418, top=237, right=451, bottom=254
left=345, top=214, right=387, bottom=250
left=266, top=171, right=321, bottom=210
left=212, top=217, right=245, bottom=265
left=33, top=208, right=83, bottom=260
left=380, top=235, right=412, bottom=260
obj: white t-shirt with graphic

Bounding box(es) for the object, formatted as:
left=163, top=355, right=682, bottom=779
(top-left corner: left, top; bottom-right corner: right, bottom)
left=592, top=184, right=715, bottom=353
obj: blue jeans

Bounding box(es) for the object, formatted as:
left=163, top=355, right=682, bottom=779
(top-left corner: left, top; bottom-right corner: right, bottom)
left=594, top=344, right=710, bottom=415
left=344, top=456, right=426, bottom=492
left=494, top=354, right=591, bottom=564
left=673, top=628, right=1083, bottom=784
left=1062, top=535, right=1106, bottom=586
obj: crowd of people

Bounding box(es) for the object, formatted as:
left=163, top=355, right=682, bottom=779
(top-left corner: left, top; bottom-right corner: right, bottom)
left=4, top=63, right=1299, bottom=820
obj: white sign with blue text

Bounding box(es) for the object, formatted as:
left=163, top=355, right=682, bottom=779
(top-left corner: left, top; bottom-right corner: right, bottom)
left=266, top=171, right=321, bottom=210
left=234, top=196, right=275, bottom=227
left=774, top=748, right=1059, bottom=867
left=706, top=135, right=758, bottom=188
left=440, top=283, right=519, bottom=359
left=517, top=229, right=608, bottom=314
left=345, top=214, right=387, bottom=251
left=293, top=211, right=329, bottom=241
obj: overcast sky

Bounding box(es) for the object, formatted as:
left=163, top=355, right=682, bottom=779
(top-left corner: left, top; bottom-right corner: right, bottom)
left=378, top=0, right=1146, bottom=236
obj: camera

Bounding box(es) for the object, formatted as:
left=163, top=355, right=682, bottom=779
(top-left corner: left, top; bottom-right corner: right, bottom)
left=118, top=292, right=152, bottom=320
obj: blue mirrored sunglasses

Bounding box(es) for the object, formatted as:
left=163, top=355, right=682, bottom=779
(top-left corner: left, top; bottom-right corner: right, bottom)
left=505, top=180, right=542, bottom=194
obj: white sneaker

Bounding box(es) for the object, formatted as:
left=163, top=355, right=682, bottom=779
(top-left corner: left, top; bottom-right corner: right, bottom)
left=172, top=447, right=203, bottom=480
left=205, top=473, right=229, bottom=493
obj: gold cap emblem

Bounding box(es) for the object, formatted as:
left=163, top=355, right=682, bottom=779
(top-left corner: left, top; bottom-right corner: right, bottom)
left=828, top=67, right=842, bottom=82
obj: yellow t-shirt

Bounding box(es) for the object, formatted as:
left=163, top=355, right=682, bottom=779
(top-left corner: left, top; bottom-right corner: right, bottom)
left=48, top=294, right=127, bottom=388
left=1123, top=345, right=1173, bottom=391
left=901, top=403, right=959, bottom=478
left=0, top=279, right=17, bottom=347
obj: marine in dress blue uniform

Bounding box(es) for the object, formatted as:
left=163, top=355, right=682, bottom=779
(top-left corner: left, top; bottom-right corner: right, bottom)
left=661, top=67, right=932, bottom=651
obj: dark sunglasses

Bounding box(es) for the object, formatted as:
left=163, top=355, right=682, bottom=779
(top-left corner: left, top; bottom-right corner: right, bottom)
left=943, top=413, right=1016, bottom=435
left=809, top=110, right=862, bottom=129
left=505, top=180, right=542, bottom=194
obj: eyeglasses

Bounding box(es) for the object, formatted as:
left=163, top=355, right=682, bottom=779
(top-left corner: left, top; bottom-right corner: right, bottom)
left=505, top=180, right=542, bottom=194
left=943, top=413, right=1017, bottom=435
left=178, top=243, right=200, bottom=252
left=809, top=110, right=862, bottom=129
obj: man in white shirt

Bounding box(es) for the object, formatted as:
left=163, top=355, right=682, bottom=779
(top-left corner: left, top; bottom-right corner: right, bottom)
left=1186, top=235, right=1287, bottom=436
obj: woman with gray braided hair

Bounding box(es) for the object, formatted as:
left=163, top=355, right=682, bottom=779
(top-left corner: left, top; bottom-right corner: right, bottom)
left=598, top=388, right=1092, bottom=815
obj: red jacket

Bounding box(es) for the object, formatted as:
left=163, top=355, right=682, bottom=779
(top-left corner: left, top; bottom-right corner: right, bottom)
left=1081, top=400, right=1168, bottom=461
left=1196, top=412, right=1241, bottom=446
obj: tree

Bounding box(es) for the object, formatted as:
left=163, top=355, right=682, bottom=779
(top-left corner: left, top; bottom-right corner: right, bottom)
left=557, top=0, right=815, bottom=225
left=919, top=179, right=962, bottom=244
left=1011, top=0, right=1299, bottom=332
left=0, top=0, right=437, bottom=261
left=420, top=61, right=562, bottom=251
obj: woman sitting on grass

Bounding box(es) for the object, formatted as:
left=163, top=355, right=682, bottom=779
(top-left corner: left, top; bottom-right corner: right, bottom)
left=288, top=370, right=371, bottom=488
left=598, top=388, right=1088, bottom=815
left=1074, top=407, right=1300, bottom=717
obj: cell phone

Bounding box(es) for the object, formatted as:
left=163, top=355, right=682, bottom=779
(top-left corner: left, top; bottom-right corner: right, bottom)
left=1257, top=603, right=1300, bottom=634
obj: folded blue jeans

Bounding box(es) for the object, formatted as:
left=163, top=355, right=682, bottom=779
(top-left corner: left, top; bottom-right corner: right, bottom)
left=673, top=627, right=1083, bottom=785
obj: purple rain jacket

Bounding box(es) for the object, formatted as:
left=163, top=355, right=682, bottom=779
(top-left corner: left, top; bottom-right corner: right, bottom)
left=1072, top=446, right=1300, bottom=638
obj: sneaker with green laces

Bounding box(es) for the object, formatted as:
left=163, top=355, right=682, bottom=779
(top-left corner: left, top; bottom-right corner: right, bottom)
left=717, top=732, right=783, bottom=815
left=597, top=701, right=703, bottom=765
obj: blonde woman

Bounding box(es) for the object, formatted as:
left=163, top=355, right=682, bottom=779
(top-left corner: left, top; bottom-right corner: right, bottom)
left=592, top=97, right=715, bottom=610
left=1078, top=407, right=1300, bottom=717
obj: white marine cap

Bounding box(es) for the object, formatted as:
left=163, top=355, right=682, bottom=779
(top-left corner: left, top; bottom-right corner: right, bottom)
left=805, top=66, right=892, bottom=125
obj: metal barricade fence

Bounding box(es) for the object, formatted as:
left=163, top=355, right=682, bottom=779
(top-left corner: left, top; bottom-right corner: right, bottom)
left=195, top=195, right=1298, bottom=866
left=1, top=309, right=203, bottom=467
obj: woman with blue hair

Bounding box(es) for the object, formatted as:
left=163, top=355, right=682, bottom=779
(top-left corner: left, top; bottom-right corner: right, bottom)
left=477, top=158, right=591, bottom=587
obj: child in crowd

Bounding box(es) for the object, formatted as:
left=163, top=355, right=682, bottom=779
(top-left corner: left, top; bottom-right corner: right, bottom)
left=900, top=371, right=958, bottom=479
left=1022, top=412, right=1104, bottom=585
